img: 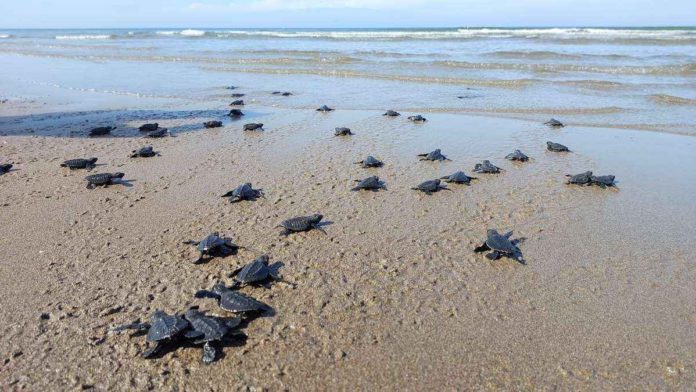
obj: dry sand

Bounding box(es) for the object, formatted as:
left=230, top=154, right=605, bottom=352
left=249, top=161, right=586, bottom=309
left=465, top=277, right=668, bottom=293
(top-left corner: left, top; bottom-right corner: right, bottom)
left=0, top=99, right=695, bottom=390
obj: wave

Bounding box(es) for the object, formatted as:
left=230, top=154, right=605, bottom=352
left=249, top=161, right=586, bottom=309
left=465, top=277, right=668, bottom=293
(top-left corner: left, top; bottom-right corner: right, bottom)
left=432, top=60, right=696, bottom=76
left=456, top=28, right=696, bottom=40
left=650, top=94, right=696, bottom=105
left=156, top=29, right=206, bottom=37
left=55, top=34, right=113, bottom=40
left=0, top=34, right=10, bottom=39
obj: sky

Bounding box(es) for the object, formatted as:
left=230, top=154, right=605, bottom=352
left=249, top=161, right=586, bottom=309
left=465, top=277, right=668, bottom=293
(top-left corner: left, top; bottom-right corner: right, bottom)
left=0, top=0, right=694, bottom=28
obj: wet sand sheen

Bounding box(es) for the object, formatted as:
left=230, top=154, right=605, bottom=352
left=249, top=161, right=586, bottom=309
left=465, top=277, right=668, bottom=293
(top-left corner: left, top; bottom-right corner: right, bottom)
left=0, top=103, right=694, bottom=389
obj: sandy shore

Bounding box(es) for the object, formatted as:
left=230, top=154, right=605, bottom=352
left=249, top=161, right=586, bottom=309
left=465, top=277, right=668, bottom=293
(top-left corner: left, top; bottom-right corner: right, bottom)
left=1, top=98, right=695, bottom=390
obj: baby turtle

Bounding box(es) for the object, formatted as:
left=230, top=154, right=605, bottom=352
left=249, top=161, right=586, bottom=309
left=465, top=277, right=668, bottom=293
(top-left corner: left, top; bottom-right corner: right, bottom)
left=183, top=232, right=241, bottom=263
left=221, top=183, right=264, bottom=203
left=355, top=155, right=383, bottom=168
left=474, top=229, right=525, bottom=264
left=85, top=172, right=124, bottom=189
left=316, top=105, right=334, bottom=112
left=226, top=86, right=237, bottom=90
left=418, top=149, right=450, bottom=161
left=0, top=163, right=13, bottom=174
left=411, top=179, right=450, bottom=195
left=473, top=160, right=502, bottom=174
left=407, top=115, right=427, bottom=122
left=274, top=91, right=292, bottom=96
left=383, top=110, right=401, bottom=117
left=280, top=214, right=326, bottom=236
left=230, top=255, right=286, bottom=288
left=351, top=176, right=386, bottom=191
left=230, top=93, right=245, bottom=97
left=115, top=310, right=190, bottom=358
left=195, top=283, right=269, bottom=314
left=565, top=171, right=593, bottom=185
left=230, top=100, right=245, bottom=106
left=228, top=109, right=244, bottom=117
left=544, top=118, right=565, bottom=127
left=440, top=171, right=476, bottom=185
left=144, top=128, right=168, bottom=138
left=130, top=146, right=159, bottom=158
left=243, top=123, right=264, bottom=131
left=505, top=149, right=529, bottom=162
left=61, top=158, right=98, bottom=170
left=88, top=126, right=115, bottom=136
left=183, top=310, right=241, bottom=364
left=547, top=141, right=570, bottom=152
left=591, top=174, right=617, bottom=188
left=204, top=120, right=222, bottom=128
left=138, top=123, right=159, bottom=132
left=334, top=127, right=353, bottom=136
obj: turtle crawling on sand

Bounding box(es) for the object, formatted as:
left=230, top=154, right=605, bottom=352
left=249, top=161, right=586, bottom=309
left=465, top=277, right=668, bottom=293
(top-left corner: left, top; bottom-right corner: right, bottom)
left=230, top=100, right=244, bottom=106
left=565, top=171, right=593, bottom=185
left=505, top=150, right=529, bottom=162
left=221, top=183, right=264, bottom=203
left=183, top=310, right=242, bottom=364
left=130, top=146, right=159, bottom=158
left=418, top=149, right=450, bottom=161
left=547, top=141, right=570, bottom=152
left=411, top=179, right=450, bottom=195
left=383, top=110, right=400, bottom=117
left=139, top=123, right=159, bottom=132
left=280, top=214, right=326, bottom=236
left=407, top=115, right=427, bottom=122
left=440, top=171, right=476, bottom=185
left=204, top=121, right=222, bottom=128
left=84, top=172, right=125, bottom=189
left=144, top=128, right=168, bottom=138
left=0, top=163, right=13, bottom=174
left=183, top=232, right=241, bottom=263
left=230, top=93, right=245, bottom=98
left=316, top=105, right=334, bottom=112
left=228, top=109, right=244, bottom=117
left=544, top=118, right=565, bottom=127
left=114, top=310, right=189, bottom=358
left=243, top=123, right=263, bottom=131
left=355, top=155, right=383, bottom=168
left=474, top=229, right=525, bottom=264
left=334, top=127, right=353, bottom=136
left=473, top=160, right=501, bottom=174
left=196, top=283, right=269, bottom=314
left=89, top=126, right=116, bottom=136
left=590, top=174, right=617, bottom=188
left=61, top=158, right=98, bottom=170
left=230, top=255, right=287, bottom=288
left=351, top=176, right=385, bottom=192
left=272, top=91, right=292, bottom=96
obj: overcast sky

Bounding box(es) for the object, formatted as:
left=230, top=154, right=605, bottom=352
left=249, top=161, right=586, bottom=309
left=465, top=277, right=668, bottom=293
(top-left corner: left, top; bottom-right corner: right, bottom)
left=1, top=0, right=694, bottom=28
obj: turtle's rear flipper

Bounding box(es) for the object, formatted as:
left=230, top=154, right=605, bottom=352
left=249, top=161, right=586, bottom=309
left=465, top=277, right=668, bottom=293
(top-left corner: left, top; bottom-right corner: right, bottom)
left=202, top=342, right=217, bottom=364
left=486, top=251, right=501, bottom=260
left=474, top=243, right=490, bottom=253
left=142, top=342, right=163, bottom=358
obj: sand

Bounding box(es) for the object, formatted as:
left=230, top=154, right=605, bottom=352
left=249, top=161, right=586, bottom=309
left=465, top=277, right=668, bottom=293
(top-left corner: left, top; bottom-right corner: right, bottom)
left=0, top=98, right=695, bottom=391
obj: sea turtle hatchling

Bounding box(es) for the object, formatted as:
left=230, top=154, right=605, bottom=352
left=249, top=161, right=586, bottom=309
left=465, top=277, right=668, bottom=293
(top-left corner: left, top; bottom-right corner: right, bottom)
left=547, top=141, right=570, bottom=152
left=355, top=155, right=383, bottom=168
left=418, top=149, right=450, bottom=161
left=183, top=232, right=241, bottom=263
left=473, top=160, right=502, bottom=174
left=229, top=255, right=287, bottom=288
left=544, top=118, right=565, bottom=127
left=334, top=127, right=353, bottom=136
left=440, top=171, right=476, bottom=185
left=316, top=105, right=334, bottom=112
left=474, top=229, right=525, bottom=264
left=195, top=283, right=269, bottom=314
left=272, top=91, right=292, bottom=96
left=130, top=146, right=159, bottom=158
left=243, top=123, right=263, bottom=131
left=144, top=128, right=168, bottom=138
left=280, top=214, right=326, bottom=236
left=138, top=123, right=159, bottom=132
left=505, top=150, right=529, bottom=162
left=230, top=93, right=245, bottom=98
left=590, top=174, right=617, bottom=188
left=221, top=183, right=264, bottom=203
left=383, top=110, right=401, bottom=117
left=183, top=310, right=241, bottom=364
left=114, top=310, right=190, bottom=358
left=228, top=109, right=244, bottom=117
left=89, top=126, right=116, bottom=136
left=407, top=115, right=427, bottom=122
left=0, top=163, right=13, bottom=174
left=411, top=179, right=450, bottom=195
left=84, top=172, right=125, bottom=189
left=61, top=158, right=98, bottom=170
left=204, top=121, right=222, bottom=128
left=351, top=176, right=386, bottom=191
left=230, top=100, right=244, bottom=106
left=565, top=171, right=593, bottom=185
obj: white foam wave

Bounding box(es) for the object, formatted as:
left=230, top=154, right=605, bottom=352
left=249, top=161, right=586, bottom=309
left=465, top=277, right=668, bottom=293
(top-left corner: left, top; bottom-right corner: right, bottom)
left=55, top=34, right=113, bottom=40
left=0, top=34, right=10, bottom=39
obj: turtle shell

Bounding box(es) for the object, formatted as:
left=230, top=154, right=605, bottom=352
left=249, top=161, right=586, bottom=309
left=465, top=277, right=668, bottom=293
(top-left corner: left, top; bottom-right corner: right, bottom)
left=485, top=230, right=519, bottom=255
left=197, top=233, right=226, bottom=253
left=184, top=310, right=228, bottom=342
left=361, top=156, right=383, bottom=167
left=235, top=255, right=271, bottom=284
left=212, top=284, right=268, bottom=313
left=281, top=215, right=322, bottom=232
left=442, top=171, right=473, bottom=184
left=146, top=310, right=189, bottom=342
left=415, top=179, right=441, bottom=192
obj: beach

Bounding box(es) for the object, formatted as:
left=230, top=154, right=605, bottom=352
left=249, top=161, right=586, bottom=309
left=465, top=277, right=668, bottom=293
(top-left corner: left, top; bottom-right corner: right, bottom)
left=1, top=28, right=695, bottom=390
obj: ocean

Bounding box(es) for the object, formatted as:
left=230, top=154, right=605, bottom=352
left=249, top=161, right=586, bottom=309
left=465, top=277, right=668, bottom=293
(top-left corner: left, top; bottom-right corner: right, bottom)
left=1, top=27, right=695, bottom=134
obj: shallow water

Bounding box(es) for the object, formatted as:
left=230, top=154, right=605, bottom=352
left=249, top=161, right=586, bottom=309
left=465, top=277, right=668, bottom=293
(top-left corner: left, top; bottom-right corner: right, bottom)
left=1, top=27, right=695, bottom=134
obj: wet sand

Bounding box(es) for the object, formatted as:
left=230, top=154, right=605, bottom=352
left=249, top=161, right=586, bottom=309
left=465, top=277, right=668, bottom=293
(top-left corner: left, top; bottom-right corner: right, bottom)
left=0, top=98, right=695, bottom=390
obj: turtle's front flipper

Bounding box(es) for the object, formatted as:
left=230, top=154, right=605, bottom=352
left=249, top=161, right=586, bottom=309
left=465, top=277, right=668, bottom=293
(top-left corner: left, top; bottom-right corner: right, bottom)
left=194, top=289, right=217, bottom=299
left=474, top=243, right=490, bottom=253
left=112, top=321, right=150, bottom=333
left=313, top=224, right=328, bottom=235
left=502, top=231, right=513, bottom=239
left=514, top=253, right=526, bottom=265
left=182, top=240, right=200, bottom=245
left=486, top=251, right=501, bottom=260
left=86, top=183, right=95, bottom=190
left=202, top=342, right=217, bottom=364
left=142, top=342, right=163, bottom=358
left=184, top=329, right=205, bottom=339
left=220, top=191, right=234, bottom=197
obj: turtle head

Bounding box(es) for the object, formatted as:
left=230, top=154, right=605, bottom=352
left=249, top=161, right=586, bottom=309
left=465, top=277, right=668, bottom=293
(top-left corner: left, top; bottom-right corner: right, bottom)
left=486, top=229, right=499, bottom=237
left=211, top=283, right=228, bottom=295
left=89, top=158, right=98, bottom=164
left=310, top=214, right=323, bottom=223
left=112, top=172, right=125, bottom=179
left=257, top=255, right=270, bottom=265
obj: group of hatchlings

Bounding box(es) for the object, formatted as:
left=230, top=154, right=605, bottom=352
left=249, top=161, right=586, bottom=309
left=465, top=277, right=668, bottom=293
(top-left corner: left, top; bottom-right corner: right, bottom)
left=2, top=88, right=618, bottom=364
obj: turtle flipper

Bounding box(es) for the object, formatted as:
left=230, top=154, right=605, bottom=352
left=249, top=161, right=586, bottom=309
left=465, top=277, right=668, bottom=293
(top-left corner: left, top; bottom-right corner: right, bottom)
left=182, top=240, right=200, bottom=245
left=474, top=243, right=490, bottom=253
left=486, top=251, right=501, bottom=260
left=142, top=342, right=163, bottom=358
left=313, top=224, right=327, bottom=235
left=221, top=191, right=234, bottom=197
left=184, top=329, right=204, bottom=339
left=202, top=342, right=217, bottom=364
left=502, top=231, right=513, bottom=239
left=86, top=183, right=95, bottom=189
